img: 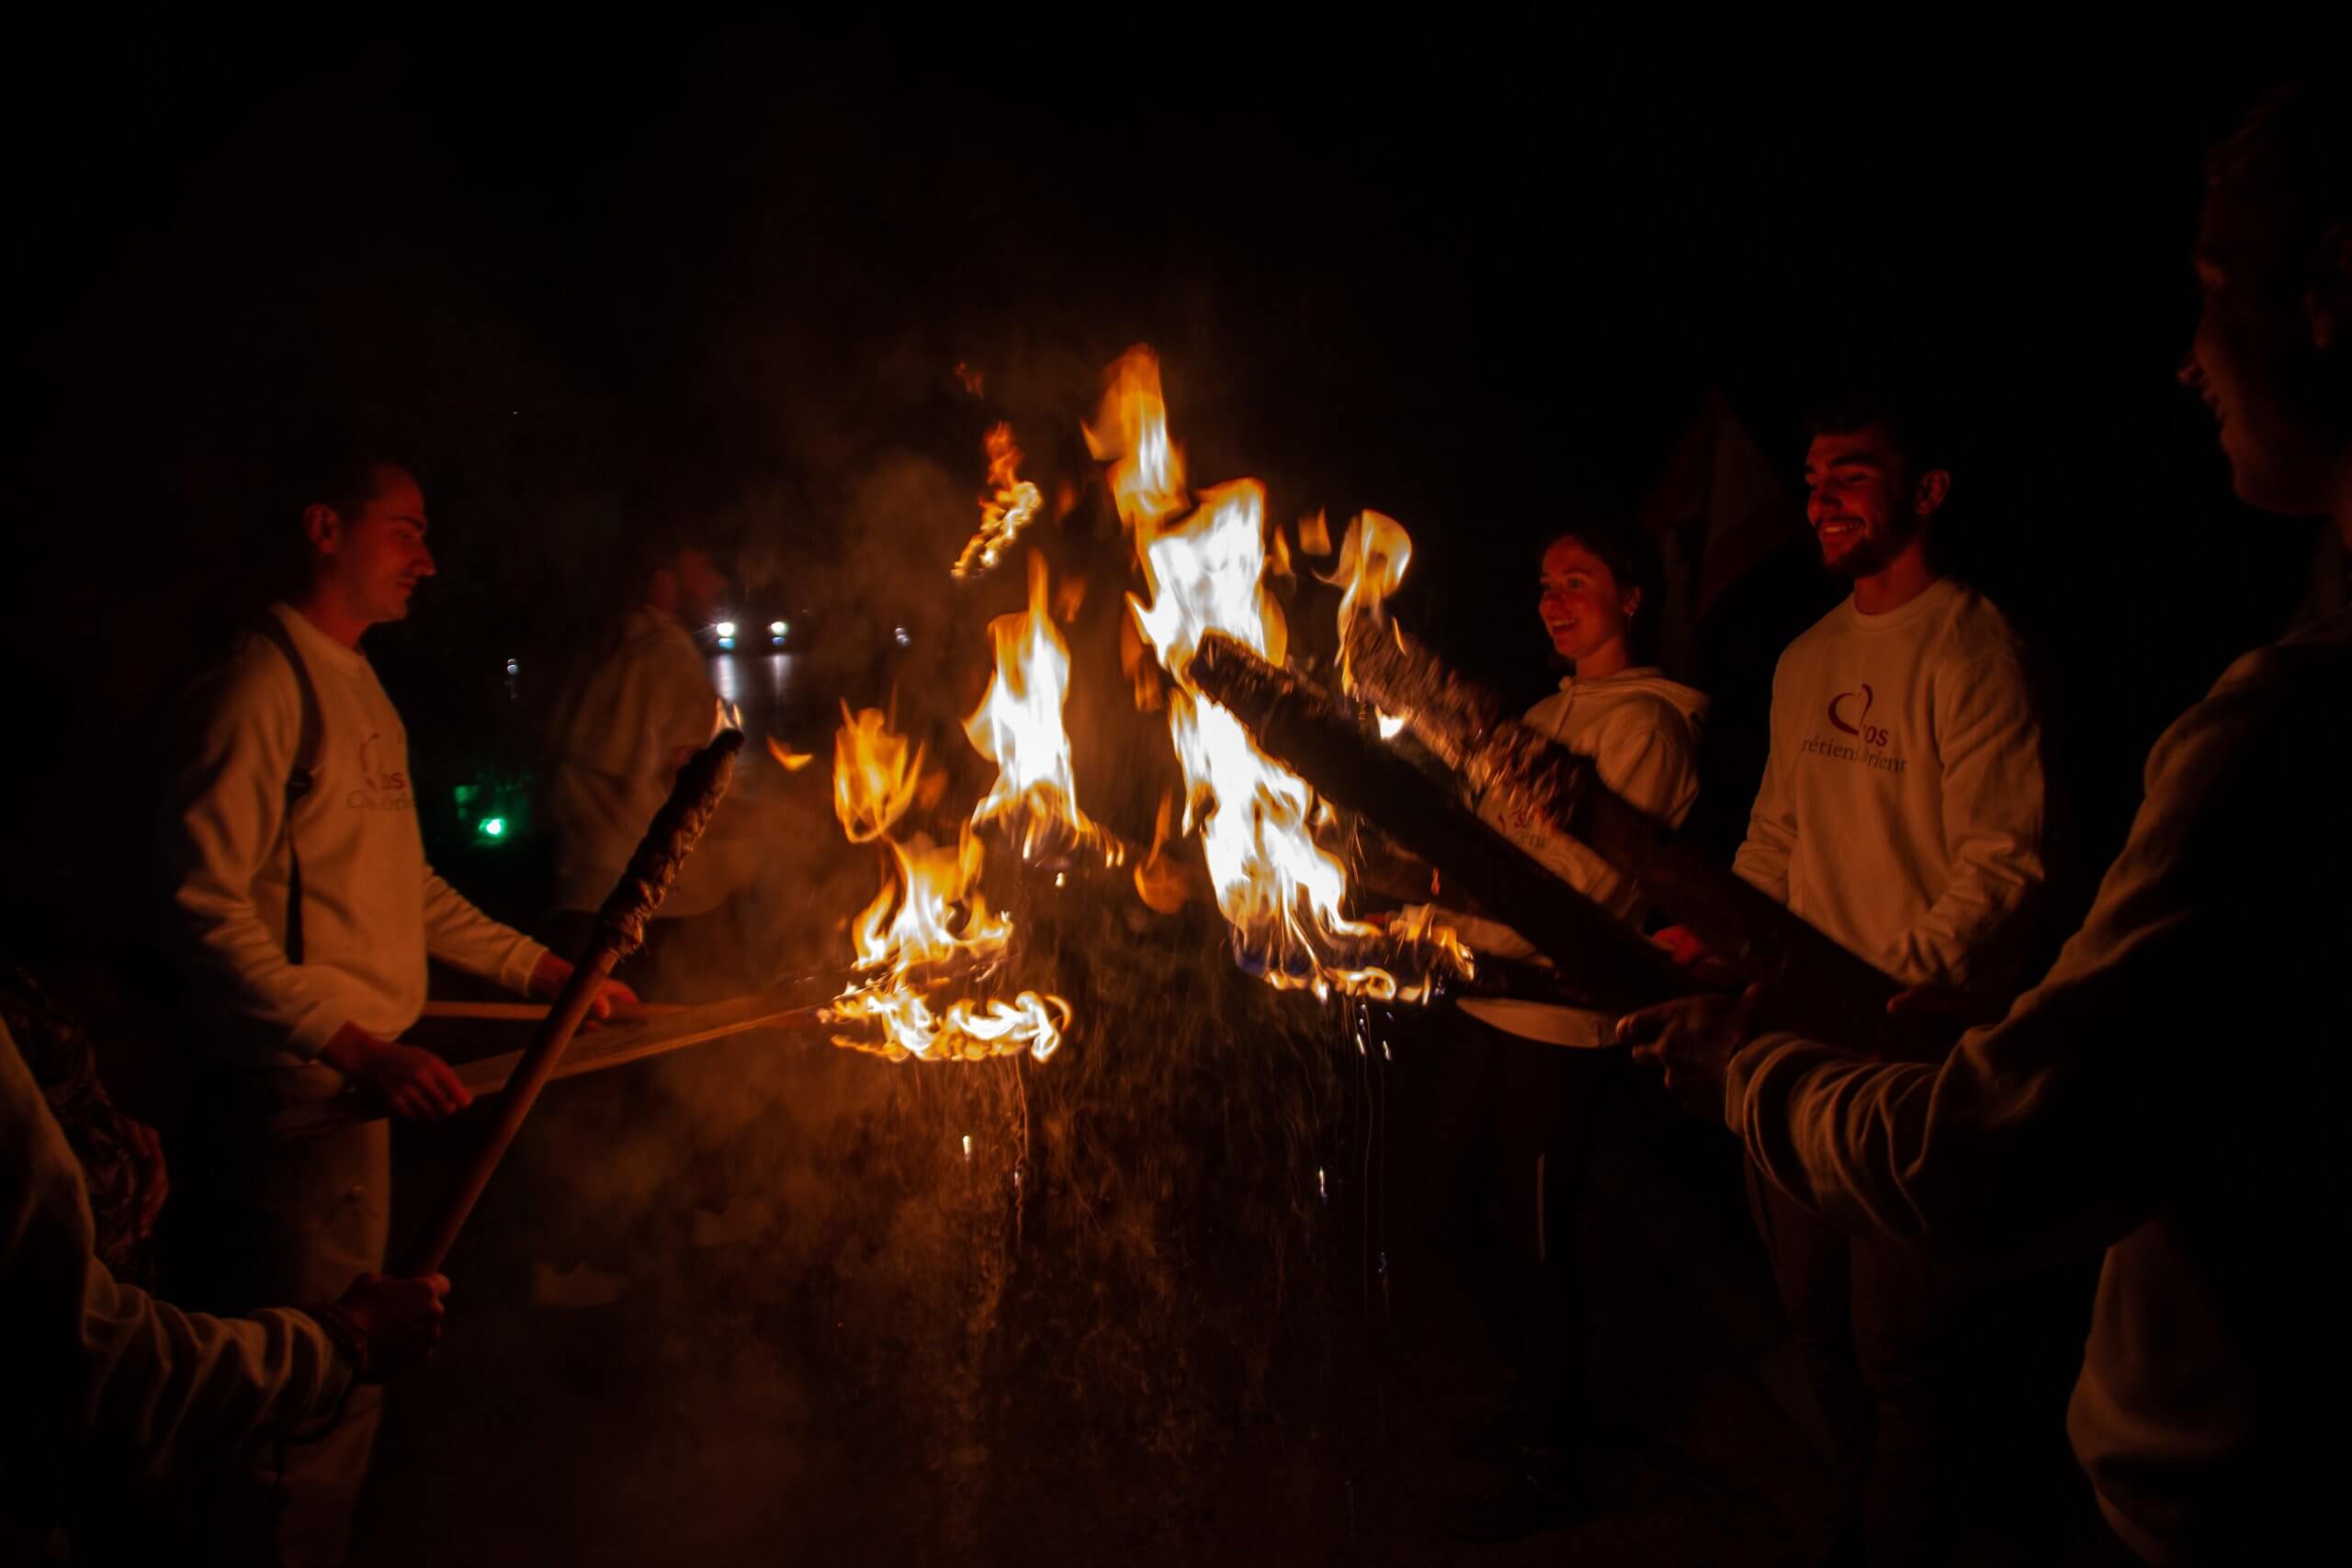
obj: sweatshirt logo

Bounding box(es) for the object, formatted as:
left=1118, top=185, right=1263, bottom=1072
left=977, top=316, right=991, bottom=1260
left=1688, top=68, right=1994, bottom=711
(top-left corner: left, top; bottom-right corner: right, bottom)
left=347, top=732, right=413, bottom=811
left=1801, top=682, right=1906, bottom=773
left=1827, top=683, right=1890, bottom=749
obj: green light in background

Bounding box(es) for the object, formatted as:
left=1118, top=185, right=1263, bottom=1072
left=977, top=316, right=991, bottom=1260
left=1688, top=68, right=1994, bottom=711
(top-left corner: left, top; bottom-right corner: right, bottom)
left=479, top=817, right=507, bottom=840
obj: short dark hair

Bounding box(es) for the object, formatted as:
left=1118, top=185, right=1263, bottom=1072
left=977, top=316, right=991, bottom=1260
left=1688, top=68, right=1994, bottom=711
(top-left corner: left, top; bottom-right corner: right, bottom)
left=2208, top=74, right=2351, bottom=265
left=1803, top=389, right=1955, bottom=479
left=285, top=442, right=397, bottom=525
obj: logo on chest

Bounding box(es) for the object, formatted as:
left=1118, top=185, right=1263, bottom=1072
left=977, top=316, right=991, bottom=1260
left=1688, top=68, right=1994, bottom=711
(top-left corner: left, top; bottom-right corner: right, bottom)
left=1826, top=682, right=1891, bottom=749
left=345, top=731, right=413, bottom=811
left=1799, top=682, right=1907, bottom=773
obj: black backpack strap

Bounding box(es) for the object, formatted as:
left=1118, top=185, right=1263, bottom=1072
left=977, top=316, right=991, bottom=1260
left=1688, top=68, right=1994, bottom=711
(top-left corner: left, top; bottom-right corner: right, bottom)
left=252, top=615, right=323, bottom=965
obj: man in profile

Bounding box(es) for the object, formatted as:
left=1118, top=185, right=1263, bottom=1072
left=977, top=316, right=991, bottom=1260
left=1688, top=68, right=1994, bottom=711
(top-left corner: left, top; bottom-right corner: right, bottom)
left=157, top=451, right=630, bottom=1563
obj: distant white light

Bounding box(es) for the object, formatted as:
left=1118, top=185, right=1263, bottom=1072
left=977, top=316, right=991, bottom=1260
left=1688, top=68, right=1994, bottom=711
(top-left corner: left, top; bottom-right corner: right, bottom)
left=715, top=620, right=738, bottom=639
left=1376, top=711, right=1408, bottom=740
left=768, top=620, right=786, bottom=636
left=893, top=626, right=910, bottom=647
left=504, top=658, right=519, bottom=676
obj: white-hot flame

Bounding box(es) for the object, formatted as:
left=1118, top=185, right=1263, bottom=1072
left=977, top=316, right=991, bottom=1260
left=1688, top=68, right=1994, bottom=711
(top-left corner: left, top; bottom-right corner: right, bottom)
left=1103, top=349, right=1470, bottom=1001
left=965, top=553, right=1115, bottom=865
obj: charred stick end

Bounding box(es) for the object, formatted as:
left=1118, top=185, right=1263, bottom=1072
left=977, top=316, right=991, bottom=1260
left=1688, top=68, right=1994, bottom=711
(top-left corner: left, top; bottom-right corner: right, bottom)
left=1190, top=632, right=1696, bottom=1011
left=596, top=729, right=745, bottom=959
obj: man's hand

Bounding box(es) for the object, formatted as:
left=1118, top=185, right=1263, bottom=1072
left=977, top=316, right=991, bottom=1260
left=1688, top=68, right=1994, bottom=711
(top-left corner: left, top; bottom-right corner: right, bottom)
left=318, top=1023, right=472, bottom=1121
left=1616, top=985, right=1767, bottom=1122
left=121, top=1116, right=169, bottom=1240
left=334, top=1270, right=450, bottom=1381
left=527, top=953, right=640, bottom=1025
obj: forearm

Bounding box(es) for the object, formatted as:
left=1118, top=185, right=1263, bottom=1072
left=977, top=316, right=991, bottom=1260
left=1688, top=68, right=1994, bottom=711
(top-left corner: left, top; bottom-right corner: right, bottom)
left=421, top=871, right=547, bottom=992
left=70, top=1269, right=354, bottom=1465
left=4, top=1034, right=351, bottom=1475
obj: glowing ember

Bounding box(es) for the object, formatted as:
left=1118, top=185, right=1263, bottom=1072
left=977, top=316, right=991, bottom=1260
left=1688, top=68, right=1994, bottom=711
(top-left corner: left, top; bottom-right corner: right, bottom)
left=1099, top=348, right=1471, bottom=1001
left=823, top=706, right=1070, bottom=1062
left=952, top=422, right=1045, bottom=580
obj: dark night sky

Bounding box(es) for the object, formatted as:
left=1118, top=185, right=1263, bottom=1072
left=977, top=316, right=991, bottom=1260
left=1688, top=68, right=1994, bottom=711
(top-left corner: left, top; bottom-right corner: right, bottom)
left=6, top=19, right=2328, bottom=940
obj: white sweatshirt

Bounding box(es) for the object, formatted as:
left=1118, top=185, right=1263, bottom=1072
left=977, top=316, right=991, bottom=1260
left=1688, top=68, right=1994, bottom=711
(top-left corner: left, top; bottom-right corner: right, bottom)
left=1733, top=577, right=2045, bottom=988
left=548, top=604, right=748, bottom=919
left=158, top=604, right=548, bottom=1066
left=1729, top=605, right=2350, bottom=1564
left=2, top=1020, right=351, bottom=1530
left=1450, top=667, right=1710, bottom=1043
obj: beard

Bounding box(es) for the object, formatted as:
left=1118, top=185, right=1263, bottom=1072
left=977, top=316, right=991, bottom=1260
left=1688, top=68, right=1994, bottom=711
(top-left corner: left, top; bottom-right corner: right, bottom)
left=1818, top=516, right=1917, bottom=580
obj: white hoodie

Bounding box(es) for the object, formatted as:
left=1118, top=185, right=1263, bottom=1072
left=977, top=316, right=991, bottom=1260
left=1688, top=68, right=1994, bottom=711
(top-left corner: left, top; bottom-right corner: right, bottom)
left=1449, top=666, right=1710, bottom=1043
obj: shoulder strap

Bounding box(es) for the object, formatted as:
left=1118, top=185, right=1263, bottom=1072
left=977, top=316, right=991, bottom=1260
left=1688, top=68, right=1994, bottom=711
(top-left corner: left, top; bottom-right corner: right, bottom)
left=252, top=615, right=324, bottom=964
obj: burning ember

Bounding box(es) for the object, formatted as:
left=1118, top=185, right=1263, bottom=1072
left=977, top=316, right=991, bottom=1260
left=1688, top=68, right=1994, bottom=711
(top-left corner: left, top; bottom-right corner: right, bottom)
left=952, top=422, right=1044, bottom=580
left=822, top=704, right=1071, bottom=1063
left=1096, top=347, right=1471, bottom=1002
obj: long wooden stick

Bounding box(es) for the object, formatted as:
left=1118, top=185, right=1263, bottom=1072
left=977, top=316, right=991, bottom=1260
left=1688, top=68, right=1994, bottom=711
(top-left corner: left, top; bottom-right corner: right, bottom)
left=271, top=980, right=838, bottom=1141
left=401, top=730, right=744, bottom=1275
left=419, top=999, right=689, bottom=1022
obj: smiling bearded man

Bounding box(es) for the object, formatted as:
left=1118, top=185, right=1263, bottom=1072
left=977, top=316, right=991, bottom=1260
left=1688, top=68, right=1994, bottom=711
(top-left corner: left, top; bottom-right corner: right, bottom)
left=1703, top=394, right=2058, bottom=1566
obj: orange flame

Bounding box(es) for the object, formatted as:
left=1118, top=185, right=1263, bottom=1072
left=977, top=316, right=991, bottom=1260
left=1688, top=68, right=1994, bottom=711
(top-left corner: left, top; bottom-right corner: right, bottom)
left=1106, top=349, right=1472, bottom=1001
left=1328, top=512, right=1416, bottom=726
left=1083, top=345, right=1189, bottom=545
left=953, top=422, right=1046, bottom=580
left=765, top=737, right=816, bottom=772
left=823, top=707, right=1070, bottom=1062
left=832, top=703, right=924, bottom=844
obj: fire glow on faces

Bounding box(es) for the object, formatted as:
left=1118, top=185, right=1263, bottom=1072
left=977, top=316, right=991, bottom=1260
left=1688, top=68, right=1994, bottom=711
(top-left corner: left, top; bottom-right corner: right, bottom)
left=2178, top=172, right=2346, bottom=517
left=318, top=465, right=435, bottom=626
left=1535, top=536, right=1634, bottom=666
left=1801, top=428, right=1930, bottom=580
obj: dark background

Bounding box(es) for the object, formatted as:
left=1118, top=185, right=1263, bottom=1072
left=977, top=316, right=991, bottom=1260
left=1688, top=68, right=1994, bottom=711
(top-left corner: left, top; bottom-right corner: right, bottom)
left=7, top=17, right=2331, bottom=942
left=7, top=21, right=2339, bottom=1564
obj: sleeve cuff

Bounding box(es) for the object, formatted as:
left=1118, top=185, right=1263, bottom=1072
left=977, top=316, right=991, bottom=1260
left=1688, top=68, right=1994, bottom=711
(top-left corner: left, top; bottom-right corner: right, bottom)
left=500, top=939, right=551, bottom=997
